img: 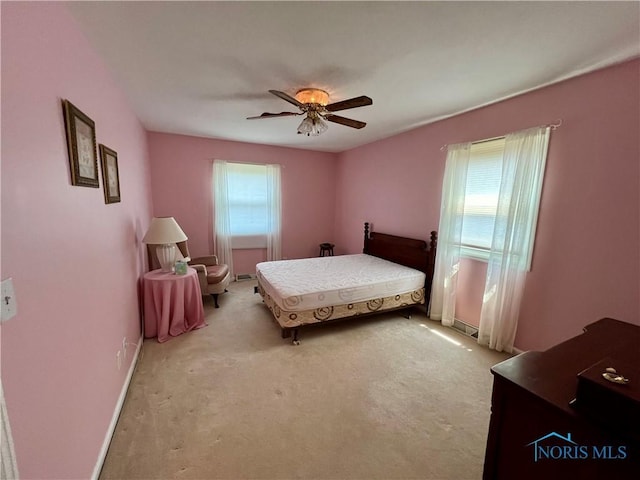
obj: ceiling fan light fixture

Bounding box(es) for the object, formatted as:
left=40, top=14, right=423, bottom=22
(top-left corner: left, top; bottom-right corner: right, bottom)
left=295, top=88, right=329, bottom=106
left=297, top=113, right=328, bottom=136
left=250, top=88, right=369, bottom=136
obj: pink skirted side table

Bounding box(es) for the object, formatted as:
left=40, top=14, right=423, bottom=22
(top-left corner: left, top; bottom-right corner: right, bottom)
left=143, top=267, right=206, bottom=342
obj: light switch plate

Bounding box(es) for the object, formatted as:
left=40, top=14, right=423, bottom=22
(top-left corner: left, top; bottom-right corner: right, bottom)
left=1, top=278, right=17, bottom=322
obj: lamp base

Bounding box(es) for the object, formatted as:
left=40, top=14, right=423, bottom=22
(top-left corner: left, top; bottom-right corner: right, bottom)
left=156, top=244, right=176, bottom=273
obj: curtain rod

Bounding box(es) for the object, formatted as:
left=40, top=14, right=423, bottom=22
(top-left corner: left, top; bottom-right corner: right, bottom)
left=439, top=119, right=562, bottom=152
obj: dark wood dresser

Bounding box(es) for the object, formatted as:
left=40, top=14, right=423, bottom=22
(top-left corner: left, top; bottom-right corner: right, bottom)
left=483, top=318, right=640, bottom=480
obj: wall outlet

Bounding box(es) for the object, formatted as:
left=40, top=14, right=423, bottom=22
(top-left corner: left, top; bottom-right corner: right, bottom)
left=1, top=278, right=17, bottom=323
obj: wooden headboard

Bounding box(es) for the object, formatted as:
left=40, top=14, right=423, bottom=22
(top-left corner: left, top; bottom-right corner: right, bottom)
left=362, top=222, right=438, bottom=298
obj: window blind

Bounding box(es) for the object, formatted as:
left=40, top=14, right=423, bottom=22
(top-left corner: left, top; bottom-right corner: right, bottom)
left=461, top=137, right=505, bottom=250
left=227, top=163, right=268, bottom=248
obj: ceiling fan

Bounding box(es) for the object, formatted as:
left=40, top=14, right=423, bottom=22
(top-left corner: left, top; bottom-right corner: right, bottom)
left=247, top=88, right=373, bottom=136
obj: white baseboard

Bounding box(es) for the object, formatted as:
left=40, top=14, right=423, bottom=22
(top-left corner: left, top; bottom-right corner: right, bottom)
left=91, top=336, right=143, bottom=480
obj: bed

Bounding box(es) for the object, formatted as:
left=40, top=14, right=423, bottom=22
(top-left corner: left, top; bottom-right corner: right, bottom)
left=255, top=222, right=438, bottom=344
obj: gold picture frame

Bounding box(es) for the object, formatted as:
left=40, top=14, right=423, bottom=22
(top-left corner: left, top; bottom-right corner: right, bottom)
left=99, top=144, right=121, bottom=204
left=62, top=99, right=99, bottom=188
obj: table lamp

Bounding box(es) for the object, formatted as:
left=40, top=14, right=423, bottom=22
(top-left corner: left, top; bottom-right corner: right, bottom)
left=142, top=217, right=188, bottom=272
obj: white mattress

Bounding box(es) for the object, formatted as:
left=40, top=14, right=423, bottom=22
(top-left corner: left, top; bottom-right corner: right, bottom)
left=256, top=254, right=426, bottom=312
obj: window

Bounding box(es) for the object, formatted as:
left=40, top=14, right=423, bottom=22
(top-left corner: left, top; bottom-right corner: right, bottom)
left=431, top=126, right=550, bottom=351
left=213, top=160, right=282, bottom=268
left=227, top=163, right=268, bottom=247
left=225, top=162, right=271, bottom=248
left=460, top=138, right=505, bottom=259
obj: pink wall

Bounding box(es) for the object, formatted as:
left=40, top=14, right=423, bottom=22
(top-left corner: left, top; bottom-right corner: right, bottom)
left=335, top=125, right=445, bottom=254
left=336, top=59, right=640, bottom=351
left=1, top=5, right=636, bottom=476
left=147, top=132, right=337, bottom=275
left=455, top=258, right=486, bottom=328
left=1, top=3, right=153, bottom=478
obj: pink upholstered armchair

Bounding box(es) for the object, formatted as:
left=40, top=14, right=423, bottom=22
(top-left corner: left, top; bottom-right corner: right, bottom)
left=146, top=241, right=231, bottom=308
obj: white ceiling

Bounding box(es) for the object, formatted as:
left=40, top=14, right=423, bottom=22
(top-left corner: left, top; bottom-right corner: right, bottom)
left=68, top=1, right=639, bottom=153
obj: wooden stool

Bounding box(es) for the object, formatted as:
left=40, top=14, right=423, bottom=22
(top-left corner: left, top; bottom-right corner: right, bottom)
left=319, top=243, right=335, bottom=257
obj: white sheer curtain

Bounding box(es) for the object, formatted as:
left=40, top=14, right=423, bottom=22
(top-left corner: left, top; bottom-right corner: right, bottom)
left=478, top=126, right=550, bottom=352
left=213, top=160, right=234, bottom=275
left=1, top=381, right=18, bottom=479
left=213, top=160, right=282, bottom=271
left=265, top=164, right=282, bottom=261
left=430, top=143, right=471, bottom=326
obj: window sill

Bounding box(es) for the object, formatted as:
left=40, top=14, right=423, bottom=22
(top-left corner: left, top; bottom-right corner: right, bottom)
left=460, top=245, right=490, bottom=262
left=459, top=247, right=531, bottom=272
left=232, top=234, right=267, bottom=249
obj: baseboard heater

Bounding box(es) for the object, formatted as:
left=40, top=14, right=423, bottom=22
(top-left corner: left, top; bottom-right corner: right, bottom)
left=453, top=318, right=479, bottom=339
left=235, top=273, right=256, bottom=282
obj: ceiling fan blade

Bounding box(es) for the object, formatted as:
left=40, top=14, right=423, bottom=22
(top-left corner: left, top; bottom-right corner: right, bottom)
left=325, top=114, right=366, bottom=129
left=246, top=112, right=300, bottom=120
left=325, top=95, right=372, bottom=112
left=269, top=90, right=304, bottom=108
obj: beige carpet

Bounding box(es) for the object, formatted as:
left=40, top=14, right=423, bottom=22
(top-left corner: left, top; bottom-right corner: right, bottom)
left=100, top=281, right=511, bottom=480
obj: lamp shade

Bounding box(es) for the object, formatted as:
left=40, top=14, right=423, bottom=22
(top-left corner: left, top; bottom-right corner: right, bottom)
left=295, top=88, right=329, bottom=106
left=297, top=113, right=328, bottom=136
left=142, top=217, right=188, bottom=244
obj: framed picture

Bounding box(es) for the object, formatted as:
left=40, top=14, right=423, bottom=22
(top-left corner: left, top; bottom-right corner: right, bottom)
left=62, top=99, right=99, bottom=187
left=99, top=144, right=121, bottom=204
